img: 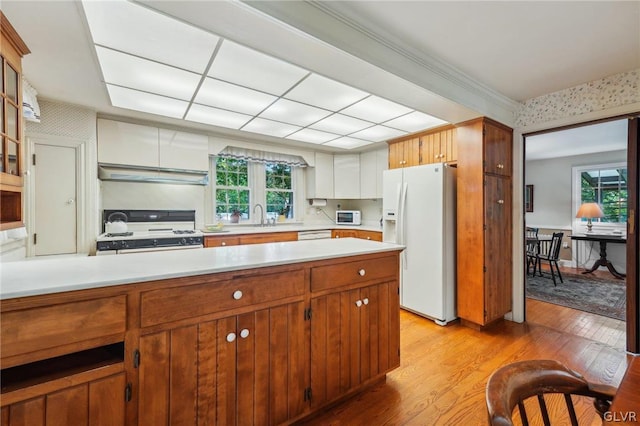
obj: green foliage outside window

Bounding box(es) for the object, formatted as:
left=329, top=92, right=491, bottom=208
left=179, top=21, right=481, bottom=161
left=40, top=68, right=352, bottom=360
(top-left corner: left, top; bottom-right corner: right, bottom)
left=215, top=157, right=249, bottom=220
left=266, top=163, right=293, bottom=219
left=580, top=167, right=627, bottom=223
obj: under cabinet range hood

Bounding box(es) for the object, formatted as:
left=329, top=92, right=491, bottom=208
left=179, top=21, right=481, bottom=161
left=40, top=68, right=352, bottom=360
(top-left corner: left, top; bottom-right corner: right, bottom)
left=98, top=163, right=209, bottom=185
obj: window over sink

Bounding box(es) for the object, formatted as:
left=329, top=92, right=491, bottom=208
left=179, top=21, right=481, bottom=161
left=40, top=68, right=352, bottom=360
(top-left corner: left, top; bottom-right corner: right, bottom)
left=213, top=156, right=302, bottom=223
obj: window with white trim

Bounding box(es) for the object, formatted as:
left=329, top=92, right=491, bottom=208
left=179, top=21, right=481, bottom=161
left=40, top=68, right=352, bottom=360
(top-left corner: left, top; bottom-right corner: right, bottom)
left=213, top=156, right=301, bottom=223
left=573, top=162, right=627, bottom=225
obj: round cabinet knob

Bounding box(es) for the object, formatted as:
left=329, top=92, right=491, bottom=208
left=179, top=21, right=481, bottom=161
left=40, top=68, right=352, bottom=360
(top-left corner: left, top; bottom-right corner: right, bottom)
left=355, top=300, right=363, bottom=307
left=434, top=155, right=438, bottom=159
left=497, top=163, right=504, bottom=169
left=366, top=236, right=371, bottom=240
left=363, top=298, right=369, bottom=305
left=233, top=290, right=243, bottom=300
left=358, top=269, right=366, bottom=276
left=226, top=332, right=236, bottom=343
left=221, top=242, right=226, bottom=246
left=66, top=198, right=75, bottom=205
left=497, top=199, right=505, bottom=205
left=240, top=328, right=250, bottom=339
left=335, top=235, right=340, bottom=238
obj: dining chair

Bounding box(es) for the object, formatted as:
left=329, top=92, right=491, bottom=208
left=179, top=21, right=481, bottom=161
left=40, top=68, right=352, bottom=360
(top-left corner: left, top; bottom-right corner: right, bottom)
left=486, top=359, right=616, bottom=426
left=525, top=227, right=539, bottom=275
left=534, top=232, right=564, bottom=285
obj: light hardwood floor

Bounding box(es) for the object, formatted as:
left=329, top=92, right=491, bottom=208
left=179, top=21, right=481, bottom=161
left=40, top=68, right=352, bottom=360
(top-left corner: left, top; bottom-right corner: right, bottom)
left=296, top=295, right=630, bottom=425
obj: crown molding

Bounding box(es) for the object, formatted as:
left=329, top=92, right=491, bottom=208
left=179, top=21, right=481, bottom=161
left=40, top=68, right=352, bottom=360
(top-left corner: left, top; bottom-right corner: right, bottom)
left=244, top=0, right=520, bottom=126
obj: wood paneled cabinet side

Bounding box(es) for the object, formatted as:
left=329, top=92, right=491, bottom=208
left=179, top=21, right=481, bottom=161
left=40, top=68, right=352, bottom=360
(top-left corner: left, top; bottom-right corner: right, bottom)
left=456, top=117, right=513, bottom=327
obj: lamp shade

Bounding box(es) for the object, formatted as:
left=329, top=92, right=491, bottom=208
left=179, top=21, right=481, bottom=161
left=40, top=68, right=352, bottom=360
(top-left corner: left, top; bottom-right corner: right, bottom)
left=576, top=202, right=604, bottom=219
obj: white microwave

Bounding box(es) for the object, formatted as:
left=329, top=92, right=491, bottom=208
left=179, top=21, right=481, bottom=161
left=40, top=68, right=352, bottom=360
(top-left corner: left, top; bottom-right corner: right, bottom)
left=336, top=210, right=361, bottom=225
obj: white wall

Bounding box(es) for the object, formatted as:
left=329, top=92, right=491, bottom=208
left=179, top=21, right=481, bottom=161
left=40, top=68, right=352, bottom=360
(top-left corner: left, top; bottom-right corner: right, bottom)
left=525, top=150, right=626, bottom=228
left=302, top=198, right=383, bottom=228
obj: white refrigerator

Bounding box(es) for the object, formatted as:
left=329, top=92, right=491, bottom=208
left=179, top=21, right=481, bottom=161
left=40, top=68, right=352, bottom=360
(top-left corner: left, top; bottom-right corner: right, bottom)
left=382, top=162, right=457, bottom=325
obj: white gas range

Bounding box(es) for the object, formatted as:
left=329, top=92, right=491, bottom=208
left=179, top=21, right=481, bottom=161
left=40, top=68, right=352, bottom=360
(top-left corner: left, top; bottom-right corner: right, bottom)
left=96, top=209, right=204, bottom=255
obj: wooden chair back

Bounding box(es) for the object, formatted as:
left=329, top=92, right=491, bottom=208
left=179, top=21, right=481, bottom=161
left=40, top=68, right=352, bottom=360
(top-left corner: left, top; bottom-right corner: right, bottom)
left=543, top=232, right=564, bottom=260
left=486, top=359, right=616, bottom=426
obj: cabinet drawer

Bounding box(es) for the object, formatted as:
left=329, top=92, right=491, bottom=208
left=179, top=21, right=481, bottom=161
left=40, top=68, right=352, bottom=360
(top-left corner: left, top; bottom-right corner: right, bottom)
left=311, top=255, right=398, bottom=292
left=1, top=296, right=126, bottom=359
left=357, top=230, right=382, bottom=241
left=204, top=236, right=240, bottom=247
left=239, top=231, right=298, bottom=245
left=140, top=269, right=305, bottom=327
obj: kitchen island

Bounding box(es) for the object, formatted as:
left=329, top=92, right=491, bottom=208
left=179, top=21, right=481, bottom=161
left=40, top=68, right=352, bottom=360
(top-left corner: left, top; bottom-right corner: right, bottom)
left=1, top=238, right=403, bottom=425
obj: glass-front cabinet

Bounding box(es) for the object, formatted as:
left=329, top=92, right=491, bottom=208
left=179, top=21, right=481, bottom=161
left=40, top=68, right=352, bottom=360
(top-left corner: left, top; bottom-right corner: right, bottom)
left=0, top=12, right=30, bottom=230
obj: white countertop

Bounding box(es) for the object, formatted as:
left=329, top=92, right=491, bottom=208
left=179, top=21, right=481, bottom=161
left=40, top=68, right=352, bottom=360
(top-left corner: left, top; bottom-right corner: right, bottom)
left=1, top=238, right=403, bottom=300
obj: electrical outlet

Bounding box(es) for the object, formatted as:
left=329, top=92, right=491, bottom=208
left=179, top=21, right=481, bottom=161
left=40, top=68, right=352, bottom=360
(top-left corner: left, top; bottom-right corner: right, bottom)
left=562, top=242, right=569, bottom=248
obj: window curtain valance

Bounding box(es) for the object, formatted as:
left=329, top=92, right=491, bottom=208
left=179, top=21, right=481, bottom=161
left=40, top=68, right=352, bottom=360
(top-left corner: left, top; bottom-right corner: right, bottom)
left=217, top=146, right=307, bottom=167
left=22, top=76, right=40, bottom=123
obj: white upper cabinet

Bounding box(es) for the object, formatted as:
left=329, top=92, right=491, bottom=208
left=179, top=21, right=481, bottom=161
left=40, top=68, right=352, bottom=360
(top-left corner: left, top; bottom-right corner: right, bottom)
left=306, top=152, right=334, bottom=199
left=359, top=148, right=388, bottom=199
left=334, top=154, right=360, bottom=199
left=98, top=119, right=209, bottom=171
left=98, top=119, right=158, bottom=168
left=158, top=129, right=209, bottom=171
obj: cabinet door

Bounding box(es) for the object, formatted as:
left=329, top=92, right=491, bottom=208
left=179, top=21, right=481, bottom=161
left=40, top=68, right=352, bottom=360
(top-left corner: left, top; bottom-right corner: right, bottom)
left=484, top=175, right=512, bottom=323
left=483, top=121, right=512, bottom=177
left=332, top=229, right=357, bottom=239
left=404, top=138, right=421, bottom=167
left=387, top=141, right=403, bottom=169
left=204, top=235, right=240, bottom=247
left=334, top=154, right=360, bottom=199
left=97, top=119, right=158, bottom=167
left=159, top=129, right=208, bottom=171
left=357, top=230, right=382, bottom=241
left=420, top=133, right=439, bottom=165
left=310, top=281, right=399, bottom=408
left=440, top=128, right=457, bottom=163
left=306, top=152, right=334, bottom=199
left=139, top=303, right=307, bottom=426
left=359, top=150, right=377, bottom=199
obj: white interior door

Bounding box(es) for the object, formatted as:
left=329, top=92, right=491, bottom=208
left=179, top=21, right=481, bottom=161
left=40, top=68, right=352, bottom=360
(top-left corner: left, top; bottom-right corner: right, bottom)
left=34, top=143, right=77, bottom=255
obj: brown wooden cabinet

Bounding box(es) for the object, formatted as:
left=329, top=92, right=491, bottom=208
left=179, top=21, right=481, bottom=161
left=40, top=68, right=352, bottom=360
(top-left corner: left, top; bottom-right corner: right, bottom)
left=0, top=13, right=30, bottom=230
left=138, top=301, right=307, bottom=426
left=204, top=231, right=298, bottom=247
left=456, top=117, right=513, bottom=327
left=388, top=137, right=420, bottom=168
left=309, top=256, right=400, bottom=408
left=1, top=250, right=401, bottom=425
left=387, top=125, right=457, bottom=169
left=419, top=125, right=457, bottom=165
left=332, top=229, right=382, bottom=241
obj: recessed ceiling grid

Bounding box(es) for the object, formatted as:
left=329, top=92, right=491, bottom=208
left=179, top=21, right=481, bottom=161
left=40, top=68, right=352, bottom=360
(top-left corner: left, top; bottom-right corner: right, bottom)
left=82, top=0, right=447, bottom=149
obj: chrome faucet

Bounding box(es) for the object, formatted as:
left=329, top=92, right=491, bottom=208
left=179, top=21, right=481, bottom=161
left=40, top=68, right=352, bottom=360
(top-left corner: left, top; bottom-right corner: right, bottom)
left=253, top=203, right=265, bottom=227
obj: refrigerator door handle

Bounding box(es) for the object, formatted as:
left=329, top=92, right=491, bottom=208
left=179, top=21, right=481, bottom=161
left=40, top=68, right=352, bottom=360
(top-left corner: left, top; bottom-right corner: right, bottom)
left=395, top=182, right=402, bottom=244
left=399, top=182, right=408, bottom=268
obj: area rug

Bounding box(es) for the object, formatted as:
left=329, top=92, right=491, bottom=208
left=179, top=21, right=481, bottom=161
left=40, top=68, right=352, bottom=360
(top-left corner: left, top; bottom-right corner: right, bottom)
left=526, top=272, right=626, bottom=321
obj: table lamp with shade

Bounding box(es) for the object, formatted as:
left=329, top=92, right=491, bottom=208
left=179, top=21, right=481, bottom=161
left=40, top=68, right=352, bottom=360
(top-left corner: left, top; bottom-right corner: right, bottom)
left=576, top=202, right=604, bottom=232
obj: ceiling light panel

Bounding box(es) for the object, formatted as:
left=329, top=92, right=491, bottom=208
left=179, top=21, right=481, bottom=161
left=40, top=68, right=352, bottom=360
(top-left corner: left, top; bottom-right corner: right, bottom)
left=194, top=78, right=277, bottom=115
left=208, top=40, right=308, bottom=96
left=287, top=128, right=340, bottom=144
left=384, top=111, right=448, bottom=132
left=259, top=99, right=332, bottom=127
left=186, top=104, right=252, bottom=129
left=242, top=118, right=301, bottom=138
left=106, top=85, right=189, bottom=119
left=341, top=96, right=413, bottom=123
left=310, top=113, right=374, bottom=134
left=323, top=137, right=373, bottom=150
left=82, top=0, right=219, bottom=73
left=350, top=125, right=407, bottom=142
left=285, top=74, right=368, bottom=111
left=96, top=47, right=201, bottom=101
